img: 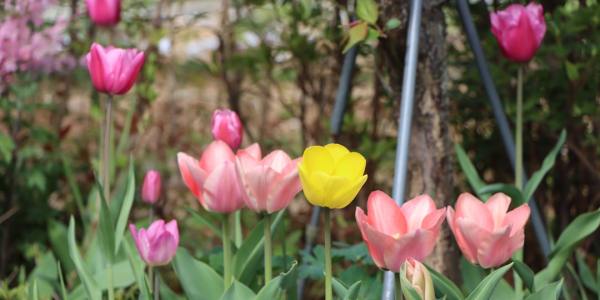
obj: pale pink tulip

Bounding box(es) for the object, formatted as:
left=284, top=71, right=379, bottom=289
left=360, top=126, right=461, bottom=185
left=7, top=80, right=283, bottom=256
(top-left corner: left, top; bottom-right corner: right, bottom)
left=141, top=170, right=161, bottom=204
left=86, top=43, right=145, bottom=95
left=86, top=0, right=121, bottom=26
left=404, top=259, right=435, bottom=300
left=447, top=193, right=530, bottom=268
left=211, top=109, right=243, bottom=150
left=490, top=3, right=546, bottom=62
left=177, top=141, right=260, bottom=213
left=236, top=146, right=301, bottom=213
left=355, top=191, right=445, bottom=272
left=129, top=220, right=179, bottom=266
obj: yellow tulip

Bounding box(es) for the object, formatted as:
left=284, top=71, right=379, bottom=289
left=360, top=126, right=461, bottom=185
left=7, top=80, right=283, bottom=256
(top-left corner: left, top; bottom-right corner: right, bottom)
left=298, top=143, right=368, bottom=209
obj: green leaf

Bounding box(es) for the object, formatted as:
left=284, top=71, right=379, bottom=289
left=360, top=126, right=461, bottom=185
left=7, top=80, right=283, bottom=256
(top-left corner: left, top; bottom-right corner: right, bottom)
left=57, top=263, right=68, bottom=300
left=565, top=61, right=579, bottom=80
left=332, top=277, right=349, bottom=298
left=31, top=280, right=39, bottom=300
left=356, top=0, right=378, bottom=24
left=343, top=22, right=368, bottom=53
left=426, top=264, right=465, bottom=300
left=455, top=144, right=486, bottom=198
left=477, top=184, right=524, bottom=206
left=385, top=18, right=401, bottom=30
left=524, top=280, right=563, bottom=300
left=186, top=207, right=222, bottom=236
left=513, top=260, right=535, bottom=292
left=233, top=210, right=285, bottom=285
left=67, top=217, right=101, bottom=300
left=219, top=280, right=256, bottom=300
left=460, top=258, right=485, bottom=292
left=48, top=220, right=75, bottom=274
left=575, top=252, right=596, bottom=293
left=0, top=132, right=15, bottom=162
left=535, top=208, right=600, bottom=287
left=172, top=248, right=224, bottom=300
left=344, top=281, right=361, bottom=300
left=98, top=183, right=116, bottom=263
left=254, top=261, right=297, bottom=300
left=466, top=263, right=513, bottom=300
left=114, top=163, right=135, bottom=253
left=123, top=238, right=151, bottom=300
left=522, top=130, right=566, bottom=202
left=400, top=267, right=423, bottom=300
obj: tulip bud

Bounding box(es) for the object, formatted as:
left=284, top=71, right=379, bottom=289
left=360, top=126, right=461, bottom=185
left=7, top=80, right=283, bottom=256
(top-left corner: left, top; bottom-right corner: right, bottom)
left=211, top=109, right=243, bottom=150
left=86, top=43, right=145, bottom=95
left=141, top=170, right=161, bottom=204
left=403, top=259, right=435, bottom=300
left=129, top=220, right=179, bottom=266
left=86, top=0, right=121, bottom=27
left=490, top=3, right=546, bottom=62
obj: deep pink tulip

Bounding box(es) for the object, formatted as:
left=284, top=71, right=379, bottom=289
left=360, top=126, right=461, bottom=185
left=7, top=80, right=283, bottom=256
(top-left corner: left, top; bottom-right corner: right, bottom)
left=86, top=0, right=121, bottom=26
left=86, top=43, right=145, bottom=95
left=129, top=220, right=179, bottom=266
left=447, top=193, right=530, bottom=268
left=177, top=141, right=260, bottom=213
left=211, top=109, right=243, bottom=150
left=141, top=170, right=161, bottom=204
left=355, top=191, right=445, bottom=272
left=490, top=3, right=546, bottom=62
left=236, top=146, right=301, bottom=213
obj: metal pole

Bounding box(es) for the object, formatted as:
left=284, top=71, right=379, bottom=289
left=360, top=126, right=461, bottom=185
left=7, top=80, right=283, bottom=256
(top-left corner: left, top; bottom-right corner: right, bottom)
left=455, top=0, right=551, bottom=258
left=382, top=0, right=422, bottom=299
left=331, top=46, right=359, bottom=135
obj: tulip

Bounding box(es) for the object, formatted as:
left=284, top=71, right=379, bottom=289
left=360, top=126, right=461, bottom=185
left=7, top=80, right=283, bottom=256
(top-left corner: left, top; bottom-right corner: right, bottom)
left=298, top=143, right=367, bottom=209
left=141, top=170, right=161, bottom=204
left=236, top=147, right=301, bottom=213
left=129, top=219, right=179, bottom=266
left=355, top=191, right=445, bottom=272
left=211, top=109, right=243, bottom=150
left=403, top=259, right=435, bottom=300
left=490, top=3, right=546, bottom=63
left=177, top=140, right=260, bottom=213
left=86, top=43, right=145, bottom=95
left=447, top=193, right=530, bottom=268
left=86, top=0, right=121, bottom=26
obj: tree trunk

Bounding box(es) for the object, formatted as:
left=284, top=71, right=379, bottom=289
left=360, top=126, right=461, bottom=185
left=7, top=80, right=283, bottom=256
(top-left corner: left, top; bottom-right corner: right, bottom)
left=379, top=0, right=461, bottom=282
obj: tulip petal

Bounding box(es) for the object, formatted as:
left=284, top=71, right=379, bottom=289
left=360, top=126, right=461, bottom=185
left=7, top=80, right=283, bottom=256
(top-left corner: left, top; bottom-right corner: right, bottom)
left=503, top=204, right=530, bottom=236
left=356, top=208, right=385, bottom=269
left=456, top=217, right=489, bottom=264
left=422, top=208, right=446, bottom=234
left=476, top=226, right=518, bottom=268
left=485, top=193, right=511, bottom=229
left=199, top=141, right=236, bottom=173
left=324, top=144, right=350, bottom=163
left=268, top=167, right=301, bottom=213
left=301, top=146, right=334, bottom=174
left=329, top=174, right=367, bottom=208
left=401, top=194, right=437, bottom=231
left=299, top=164, right=325, bottom=206
left=239, top=163, right=278, bottom=212
left=239, top=143, right=262, bottom=160
left=165, top=220, right=179, bottom=246
left=455, top=193, right=493, bottom=231
left=312, top=172, right=351, bottom=208
left=146, top=219, right=166, bottom=238
left=202, top=161, right=244, bottom=213
left=177, top=152, right=206, bottom=198
left=333, top=152, right=366, bottom=179
left=446, top=207, right=476, bottom=264
left=262, top=150, right=292, bottom=173
left=147, top=231, right=177, bottom=266
left=360, top=221, right=395, bottom=270
left=366, top=191, right=407, bottom=236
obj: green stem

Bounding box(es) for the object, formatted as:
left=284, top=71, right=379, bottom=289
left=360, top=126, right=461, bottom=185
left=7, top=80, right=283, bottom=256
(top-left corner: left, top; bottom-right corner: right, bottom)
left=107, top=264, right=114, bottom=300
left=102, top=95, right=113, bottom=204
left=234, top=211, right=242, bottom=248
left=514, top=66, right=524, bottom=299
left=324, top=208, right=333, bottom=300
left=148, top=266, right=154, bottom=294
left=264, top=213, right=273, bottom=283
left=397, top=272, right=403, bottom=300
left=223, top=213, right=233, bottom=289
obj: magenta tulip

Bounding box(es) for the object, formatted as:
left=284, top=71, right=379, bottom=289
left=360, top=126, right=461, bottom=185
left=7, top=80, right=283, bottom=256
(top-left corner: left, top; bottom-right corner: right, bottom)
left=129, top=220, right=179, bottom=266
left=86, top=43, right=145, bottom=95
left=141, top=170, right=161, bottom=204
left=447, top=193, right=530, bottom=268
left=177, top=141, right=260, bottom=213
left=490, top=3, right=546, bottom=62
left=236, top=146, right=301, bottom=213
left=355, top=191, right=445, bottom=272
left=86, top=0, right=121, bottom=26
left=211, top=109, right=243, bottom=150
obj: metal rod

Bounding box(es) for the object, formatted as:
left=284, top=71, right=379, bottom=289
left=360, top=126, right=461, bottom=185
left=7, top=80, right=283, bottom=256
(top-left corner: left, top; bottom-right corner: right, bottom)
left=296, top=206, right=320, bottom=299
left=455, top=0, right=551, bottom=258
left=330, top=46, right=359, bottom=136
left=382, top=0, right=423, bottom=299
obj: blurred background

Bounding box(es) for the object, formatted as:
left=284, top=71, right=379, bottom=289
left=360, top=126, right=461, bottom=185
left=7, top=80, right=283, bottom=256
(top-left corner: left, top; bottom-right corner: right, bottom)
left=0, top=0, right=598, bottom=298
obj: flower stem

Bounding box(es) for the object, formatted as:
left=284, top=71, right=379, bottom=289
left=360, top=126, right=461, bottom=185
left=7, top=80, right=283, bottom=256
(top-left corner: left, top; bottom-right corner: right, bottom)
left=102, top=95, right=113, bottom=204
left=324, top=208, right=333, bottom=300
left=264, top=213, right=273, bottom=284
left=514, top=66, right=524, bottom=298
left=107, top=264, right=114, bottom=300
left=397, top=272, right=403, bottom=300
left=223, top=213, right=233, bottom=289
left=234, top=211, right=242, bottom=248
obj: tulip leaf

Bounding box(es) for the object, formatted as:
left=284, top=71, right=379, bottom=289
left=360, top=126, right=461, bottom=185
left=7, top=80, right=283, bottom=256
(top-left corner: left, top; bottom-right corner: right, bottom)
left=524, top=280, right=563, bottom=300
left=344, top=281, right=362, bottom=300
left=219, top=280, right=256, bottom=300
left=186, top=207, right=222, bottom=237
left=512, top=260, right=535, bottom=292
left=233, top=210, right=285, bottom=285
left=522, top=130, right=566, bottom=202
left=31, top=280, right=39, bottom=300
left=535, top=208, right=600, bottom=287
left=332, top=277, right=349, bottom=298
left=67, top=217, right=101, bottom=300
left=48, top=220, right=75, bottom=274
left=254, top=261, right=297, bottom=300
left=426, top=264, right=465, bottom=300
left=400, top=268, right=423, bottom=300
left=455, top=144, right=487, bottom=200
left=98, top=183, right=116, bottom=263
left=123, top=237, right=151, bottom=300
left=477, top=184, right=524, bottom=206
left=57, top=263, right=68, bottom=300
left=575, top=251, right=597, bottom=293
left=465, top=263, right=513, bottom=300
left=356, top=0, right=378, bottom=24
left=114, top=162, right=136, bottom=253
left=172, top=248, right=224, bottom=300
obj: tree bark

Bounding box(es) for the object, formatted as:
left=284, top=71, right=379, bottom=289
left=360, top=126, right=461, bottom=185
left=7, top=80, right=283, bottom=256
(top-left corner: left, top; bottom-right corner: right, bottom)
left=378, top=0, right=461, bottom=282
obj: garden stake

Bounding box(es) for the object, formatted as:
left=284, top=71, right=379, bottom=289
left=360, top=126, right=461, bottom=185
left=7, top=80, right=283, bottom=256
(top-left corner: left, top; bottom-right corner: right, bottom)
left=455, top=0, right=551, bottom=259
left=382, top=0, right=422, bottom=299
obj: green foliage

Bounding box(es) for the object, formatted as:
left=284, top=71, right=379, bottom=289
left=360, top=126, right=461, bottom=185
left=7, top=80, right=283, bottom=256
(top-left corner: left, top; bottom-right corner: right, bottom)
left=466, top=263, right=513, bottom=300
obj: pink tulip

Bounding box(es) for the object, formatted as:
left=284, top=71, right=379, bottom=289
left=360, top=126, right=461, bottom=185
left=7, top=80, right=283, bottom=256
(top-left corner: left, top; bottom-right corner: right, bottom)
left=85, top=43, right=145, bottom=95
left=211, top=109, right=243, bottom=150
left=177, top=141, right=260, bottom=213
left=447, top=193, right=530, bottom=268
left=86, top=0, right=121, bottom=27
left=236, top=146, right=301, bottom=213
left=490, top=3, right=546, bottom=62
left=355, top=191, right=445, bottom=272
left=129, top=219, right=179, bottom=266
left=141, top=170, right=161, bottom=204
